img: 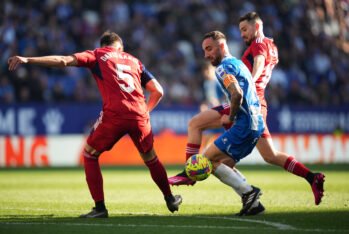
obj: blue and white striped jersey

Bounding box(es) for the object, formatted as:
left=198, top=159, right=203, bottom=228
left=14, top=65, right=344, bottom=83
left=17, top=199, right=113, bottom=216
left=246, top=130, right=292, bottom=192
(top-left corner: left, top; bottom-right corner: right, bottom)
left=215, top=55, right=264, bottom=133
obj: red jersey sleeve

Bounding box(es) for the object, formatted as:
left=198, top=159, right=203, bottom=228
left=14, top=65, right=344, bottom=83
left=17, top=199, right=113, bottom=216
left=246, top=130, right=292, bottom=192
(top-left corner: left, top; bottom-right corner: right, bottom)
left=251, top=40, right=268, bottom=59
left=73, top=50, right=96, bottom=68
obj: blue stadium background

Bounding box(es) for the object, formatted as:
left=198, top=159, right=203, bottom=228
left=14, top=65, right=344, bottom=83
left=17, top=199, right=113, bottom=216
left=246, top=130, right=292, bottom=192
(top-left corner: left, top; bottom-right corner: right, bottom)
left=1, top=0, right=348, bottom=136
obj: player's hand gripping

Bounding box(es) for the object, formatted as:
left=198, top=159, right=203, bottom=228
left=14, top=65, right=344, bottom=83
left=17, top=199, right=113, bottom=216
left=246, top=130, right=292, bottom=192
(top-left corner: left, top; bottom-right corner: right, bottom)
left=8, top=56, right=28, bottom=71
left=221, top=114, right=234, bottom=125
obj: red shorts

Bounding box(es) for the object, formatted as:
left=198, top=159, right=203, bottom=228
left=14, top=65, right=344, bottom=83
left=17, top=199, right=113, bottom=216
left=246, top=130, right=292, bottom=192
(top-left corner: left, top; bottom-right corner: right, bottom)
left=212, top=104, right=271, bottom=138
left=87, top=111, right=154, bottom=154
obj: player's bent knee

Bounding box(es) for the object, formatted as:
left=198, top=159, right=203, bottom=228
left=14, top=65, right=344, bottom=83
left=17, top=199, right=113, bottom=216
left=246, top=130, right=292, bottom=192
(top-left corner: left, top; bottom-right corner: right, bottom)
left=188, top=114, right=211, bottom=131
left=188, top=116, right=201, bottom=129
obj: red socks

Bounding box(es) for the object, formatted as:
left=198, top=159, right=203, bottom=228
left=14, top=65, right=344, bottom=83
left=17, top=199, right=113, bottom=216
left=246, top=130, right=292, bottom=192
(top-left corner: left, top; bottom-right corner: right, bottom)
left=186, top=143, right=201, bottom=160
left=284, top=156, right=310, bottom=178
left=83, top=151, right=172, bottom=205
left=83, top=151, right=104, bottom=203
left=145, top=157, right=172, bottom=197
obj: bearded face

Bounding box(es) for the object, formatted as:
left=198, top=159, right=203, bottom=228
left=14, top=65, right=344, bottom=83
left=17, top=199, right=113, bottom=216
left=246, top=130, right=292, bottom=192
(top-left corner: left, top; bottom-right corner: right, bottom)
left=239, top=20, right=256, bottom=46
left=202, top=38, right=224, bottom=66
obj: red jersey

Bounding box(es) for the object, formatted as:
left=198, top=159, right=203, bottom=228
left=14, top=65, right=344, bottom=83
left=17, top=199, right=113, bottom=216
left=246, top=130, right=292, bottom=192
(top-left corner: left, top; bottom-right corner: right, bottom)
left=74, top=47, right=151, bottom=120
left=241, top=37, right=278, bottom=106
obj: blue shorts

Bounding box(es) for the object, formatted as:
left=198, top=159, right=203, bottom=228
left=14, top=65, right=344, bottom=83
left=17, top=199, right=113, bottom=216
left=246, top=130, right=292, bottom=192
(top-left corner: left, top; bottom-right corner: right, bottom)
left=214, top=126, right=262, bottom=163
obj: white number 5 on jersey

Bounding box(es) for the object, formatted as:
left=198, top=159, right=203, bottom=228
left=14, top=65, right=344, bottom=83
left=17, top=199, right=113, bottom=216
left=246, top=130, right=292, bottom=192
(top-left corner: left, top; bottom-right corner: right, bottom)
left=115, top=64, right=136, bottom=93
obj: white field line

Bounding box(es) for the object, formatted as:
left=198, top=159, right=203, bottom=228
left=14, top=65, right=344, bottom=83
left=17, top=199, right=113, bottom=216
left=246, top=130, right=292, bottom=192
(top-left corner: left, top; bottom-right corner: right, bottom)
left=1, top=222, right=264, bottom=231
left=0, top=221, right=344, bottom=233
left=204, top=216, right=294, bottom=230
left=0, top=207, right=345, bottom=233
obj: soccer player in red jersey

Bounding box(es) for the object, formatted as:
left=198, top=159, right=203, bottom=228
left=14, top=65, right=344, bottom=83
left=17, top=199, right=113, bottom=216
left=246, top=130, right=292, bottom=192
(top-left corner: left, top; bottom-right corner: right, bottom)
left=8, top=31, right=182, bottom=218
left=169, top=12, right=325, bottom=207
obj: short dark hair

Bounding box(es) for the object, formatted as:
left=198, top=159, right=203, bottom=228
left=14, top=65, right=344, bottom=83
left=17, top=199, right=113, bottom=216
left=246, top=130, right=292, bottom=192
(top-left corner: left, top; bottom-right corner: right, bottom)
left=100, top=31, right=123, bottom=47
left=203, top=31, right=226, bottom=41
left=239, top=11, right=261, bottom=23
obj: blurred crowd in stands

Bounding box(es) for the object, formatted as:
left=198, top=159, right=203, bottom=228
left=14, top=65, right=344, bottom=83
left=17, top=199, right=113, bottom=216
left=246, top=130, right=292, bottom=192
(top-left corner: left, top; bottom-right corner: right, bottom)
left=1, top=0, right=348, bottom=107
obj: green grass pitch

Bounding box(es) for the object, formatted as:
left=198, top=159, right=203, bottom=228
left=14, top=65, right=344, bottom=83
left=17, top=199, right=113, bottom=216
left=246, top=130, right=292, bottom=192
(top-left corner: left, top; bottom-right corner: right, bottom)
left=0, top=164, right=348, bottom=234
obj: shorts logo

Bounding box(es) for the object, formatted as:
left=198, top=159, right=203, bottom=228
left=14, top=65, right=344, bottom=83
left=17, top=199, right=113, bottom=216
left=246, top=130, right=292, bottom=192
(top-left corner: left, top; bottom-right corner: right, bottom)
left=93, top=111, right=103, bottom=130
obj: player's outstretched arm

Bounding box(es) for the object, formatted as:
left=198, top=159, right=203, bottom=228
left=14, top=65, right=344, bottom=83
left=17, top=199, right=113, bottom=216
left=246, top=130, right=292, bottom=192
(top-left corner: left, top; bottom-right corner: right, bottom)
left=8, top=55, right=78, bottom=71
left=145, top=79, right=164, bottom=112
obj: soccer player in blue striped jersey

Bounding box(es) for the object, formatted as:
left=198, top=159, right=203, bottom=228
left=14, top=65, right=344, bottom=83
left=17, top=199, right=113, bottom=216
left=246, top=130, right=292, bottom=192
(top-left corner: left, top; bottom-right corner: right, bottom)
left=200, top=31, right=265, bottom=215
left=204, top=32, right=265, bottom=160
left=169, top=30, right=266, bottom=216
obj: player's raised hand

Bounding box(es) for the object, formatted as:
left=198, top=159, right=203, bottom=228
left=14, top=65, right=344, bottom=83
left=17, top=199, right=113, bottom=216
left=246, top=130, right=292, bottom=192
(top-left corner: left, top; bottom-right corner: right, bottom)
left=8, top=56, right=28, bottom=71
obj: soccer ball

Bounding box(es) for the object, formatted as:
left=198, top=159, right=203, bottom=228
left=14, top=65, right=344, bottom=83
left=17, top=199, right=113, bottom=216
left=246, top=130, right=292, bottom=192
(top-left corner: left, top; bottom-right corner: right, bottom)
left=185, top=154, right=213, bottom=181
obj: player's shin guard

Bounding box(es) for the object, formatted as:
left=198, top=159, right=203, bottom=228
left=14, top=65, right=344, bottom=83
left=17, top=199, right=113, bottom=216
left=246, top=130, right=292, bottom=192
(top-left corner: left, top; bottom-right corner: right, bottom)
left=83, top=151, right=104, bottom=206
left=214, top=164, right=252, bottom=196
left=145, top=156, right=172, bottom=197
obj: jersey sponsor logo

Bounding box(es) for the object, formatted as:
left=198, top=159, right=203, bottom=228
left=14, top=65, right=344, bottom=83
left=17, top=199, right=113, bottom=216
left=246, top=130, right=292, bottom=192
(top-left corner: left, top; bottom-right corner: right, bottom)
left=216, top=65, right=225, bottom=78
